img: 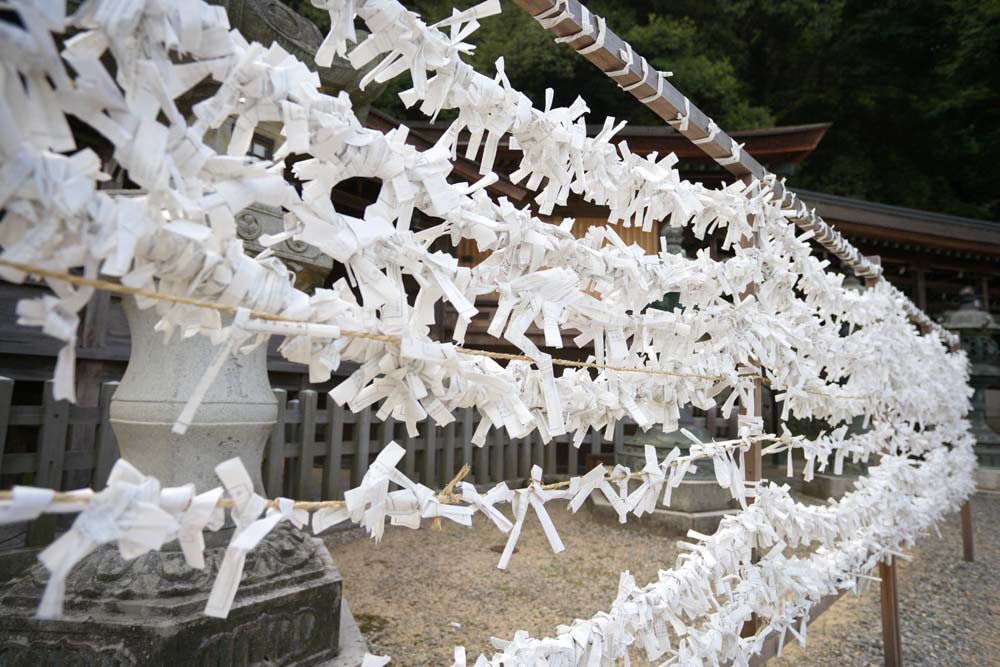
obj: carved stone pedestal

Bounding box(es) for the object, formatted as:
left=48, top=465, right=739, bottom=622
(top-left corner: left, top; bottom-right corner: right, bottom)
left=610, top=410, right=738, bottom=535
left=0, top=524, right=342, bottom=666
left=0, top=298, right=344, bottom=665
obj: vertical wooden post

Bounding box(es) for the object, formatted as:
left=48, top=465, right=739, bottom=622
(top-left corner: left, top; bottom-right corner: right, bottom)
left=462, top=408, right=475, bottom=477
left=323, top=401, right=345, bottom=500
left=353, top=407, right=372, bottom=485
left=92, top=381, right=120, bottom=488
left=0, top=376, right=15, bottom=478
left=264, top=388, right=287, bottom=498
left=960, top=500, right=974, bottom=562
left=505, top=432, right=518, bottom=479
left=879, top=558, right=903, bottom=667
left=28, top=381, right=69, bottom=546
left=520, top=436, right=533, bottom=478
left=423, top=422, right=438, bottom=488
left=567, top=438, right=579, bottom=476
left=739, top=203, right=764, bottom=643
left=862, top=256, right=905, bottom=667
left=403, top=429, right=416, bottom=480
left=295, top=390, right=318, bottom=500
left=476, top=419, right=490, bottom=483
left=443, top=421, right=457, bottom=482
left=532, top=431, right=545, bottom=469
left=491, top=429, right=505, bottom=482
left=544, top=433, right=557, bottom=474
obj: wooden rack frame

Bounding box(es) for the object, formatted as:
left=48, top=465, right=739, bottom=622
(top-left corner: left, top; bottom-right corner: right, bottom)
left=511, top=0, right=955, bottom=348
left=512, top=2, right=977, bottom=665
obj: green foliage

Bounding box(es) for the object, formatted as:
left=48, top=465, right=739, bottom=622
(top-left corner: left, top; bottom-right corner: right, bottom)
left=286, top=0, right=998, bottom=219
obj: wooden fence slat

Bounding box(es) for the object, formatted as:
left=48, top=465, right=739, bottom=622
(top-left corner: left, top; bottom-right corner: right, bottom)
left=36, top=381, right=69, bottom=489
left=505, top=432, right=518, bottom=480
left=27, top=381, right=69, bottom=546
left=380, top=416, right=395, bottom=452
left=567, top=437, right=578, bottom=476
left=264, top=389, right=287, bottom=498
left=296, top=390, right=318, bottom=500
left=0, top=376, right=13, bottom=477
left=92, top=381, right=119, bottom=488
left=285, top=397, right=301, bottom=496
left=532, top=431, right=544, bottom=468
left=879, top=558, right=903, bottom=667
left=491, top=429, right=504, bottom=482
left=423, top=423, right=437, bottom=487
left=476, top=424, right=490, bottom=484
left=589, top=429, right=602, bottom=455
left=443, top=421, right=456, bottom=482
left=353, top=407, right=372, bottom=485
left=961, top=500, right=974, bottom=562
left=544, top=435, right=557, bottom=474
left=462, top=408, right=474, bottom=469
left=403, top=429, right=416, bottom=481
left=324, top=401, right=346, bottom=500
left=518, top=437, right=531, bottom=479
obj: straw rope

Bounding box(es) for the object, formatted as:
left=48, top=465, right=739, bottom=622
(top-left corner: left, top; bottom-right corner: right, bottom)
left=0, top=435, right=784, bottom=510
left=0, top=258, right=873, bottom=401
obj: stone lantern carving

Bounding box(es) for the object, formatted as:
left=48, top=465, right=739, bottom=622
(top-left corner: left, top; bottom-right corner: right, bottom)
left=940, top=286, right=1000, bottom=466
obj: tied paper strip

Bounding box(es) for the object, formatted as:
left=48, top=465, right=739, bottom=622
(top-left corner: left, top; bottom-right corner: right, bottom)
left=204, top=457, right=281, bottom=619
left=36, top=460, right=178, bottom=620
left=497, top=465, right=570, bottom=570
left=568, top=464, right=630, bottom=523
left=0, top=0, right=967, bottom=461
left=0, top=0, right=976, bottom=658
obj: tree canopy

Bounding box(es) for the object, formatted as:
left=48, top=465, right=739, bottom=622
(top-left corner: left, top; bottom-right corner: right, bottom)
left=288, top=0, right=999, bottom=220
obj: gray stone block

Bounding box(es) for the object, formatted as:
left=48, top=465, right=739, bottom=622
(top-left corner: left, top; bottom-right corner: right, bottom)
left=0, top=524, right=343, bottom=666
left=589, top=494, right=736, bottom=537
left=975, top=466, right=1000, bottom=491
left=801, top=473, right=859, bottom=500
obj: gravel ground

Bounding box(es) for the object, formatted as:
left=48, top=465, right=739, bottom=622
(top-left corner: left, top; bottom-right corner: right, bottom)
left=773, top=491, right=999, bottom=667
left=325, top=492, right=999, bottom=667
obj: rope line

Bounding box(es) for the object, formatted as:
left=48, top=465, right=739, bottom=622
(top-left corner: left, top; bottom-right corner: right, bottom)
left=0, top=435, right=783, bottom=510
left=0, top=258, right=870, bottom=399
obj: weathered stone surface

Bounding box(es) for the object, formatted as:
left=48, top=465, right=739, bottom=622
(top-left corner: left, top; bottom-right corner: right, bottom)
left=110, top=297, right=277, bottom=493
left=801, top=473, right=859, bottom=500
left=588, top=493, right=737, bottom=536
left=0, top=524, right=343, bottom=667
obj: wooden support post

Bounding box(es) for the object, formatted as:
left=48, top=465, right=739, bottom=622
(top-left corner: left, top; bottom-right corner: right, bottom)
left=739, top=206, right=764, bottom=642
left=0, top=377, right=14, bottom=479
left=879, top=558, right=903, bottom=667
left=353, top=407, right=372, bottom=486
left=27, top=381, right=69, bottom=546
left=961, top=500, right=974, bottom=562
left=324, top=401, right=346, bottom=500
left=863, top=255, right=906, bottom=667
left=92, top=381, right=120, bottom=489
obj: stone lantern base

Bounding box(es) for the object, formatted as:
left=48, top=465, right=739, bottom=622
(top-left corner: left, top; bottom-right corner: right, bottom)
left=0, top=524, right=344, bottom=666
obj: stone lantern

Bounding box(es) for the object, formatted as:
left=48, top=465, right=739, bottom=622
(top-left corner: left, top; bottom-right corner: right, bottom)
left=605, top=226, right=736, bottom=535
left=940, top=286, right=1000, bottom=466
left=0, top=2, right=374, bottom=664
